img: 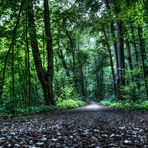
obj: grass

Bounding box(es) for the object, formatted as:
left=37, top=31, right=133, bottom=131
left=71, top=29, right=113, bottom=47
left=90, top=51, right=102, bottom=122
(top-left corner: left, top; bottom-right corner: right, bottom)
left=57, top=99, right=85, bottom=110
left=100, top=99, right=148, bottom=110
left=0, top=99, right=85, bottom=116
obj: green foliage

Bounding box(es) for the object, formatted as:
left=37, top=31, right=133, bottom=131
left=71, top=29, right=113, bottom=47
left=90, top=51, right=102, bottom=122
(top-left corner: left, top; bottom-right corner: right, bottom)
left=100, top=99, right=113, bottom=106
left=110, top=102, right=131, bottom=109
left=30, top=105, right=58, bottom=113
left=0, top=105, right=59, bottom=116
left=56, top=85, right=85, bottom=110
left=100, top=99, right=148, bottom=110
left=57, top=86, right=80, bottom=103
left=16, top=106, right=58, bottom=114
left=2, top=99, right=15, bottom=114
left=121, top=82, right=139, bottom=101
left=57, top=99, right=85, bottom=110
left=15, top=108, right=30, bottom=115
left=121, top=68, right=147, bottom=101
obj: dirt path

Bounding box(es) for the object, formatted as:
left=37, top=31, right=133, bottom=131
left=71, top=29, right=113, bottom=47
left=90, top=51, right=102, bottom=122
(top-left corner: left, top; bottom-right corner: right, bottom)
left=76, top=101, right=109, bottom=111
left=0, top=102, right=148, bottom=147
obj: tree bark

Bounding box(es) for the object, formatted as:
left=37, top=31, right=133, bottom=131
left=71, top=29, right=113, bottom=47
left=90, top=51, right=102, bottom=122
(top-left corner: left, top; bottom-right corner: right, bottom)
left=105, top=0, right=125, bottom=100
left=25, top=11, right=31, bottom=108
left=118, top=22, right=125, bottom=87
left=138, top=27, right=148, bottom=99
left=102, top=27, right=116, bottom=97
left=131, top=27, right=139, bottom=65
left=126, top=40, right=133, bottom=71
left=44, top=0, right=55, bottom=105
left=113, top=0, right=125, bottom=100
left=130, top=26, right=141, bottom=91
left=27, top=0, right=55, bottom=105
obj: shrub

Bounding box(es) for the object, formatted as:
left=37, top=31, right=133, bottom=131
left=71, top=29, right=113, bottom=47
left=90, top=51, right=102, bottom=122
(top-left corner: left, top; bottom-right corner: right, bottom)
left=57, top=99, right=80, bottom=110
left=100, top=99, right=113, bottom=106
left=10, top=105, right=58, bottom=115
left=101, top=99, right=148, bottom=110
left=57, top=86, right=80, bottom=103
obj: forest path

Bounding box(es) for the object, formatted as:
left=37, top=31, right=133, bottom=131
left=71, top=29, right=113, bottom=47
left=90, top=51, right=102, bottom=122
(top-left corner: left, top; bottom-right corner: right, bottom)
left=75, top=101, right=109, bottom=111
left=0, top=104, right=148, bottom=147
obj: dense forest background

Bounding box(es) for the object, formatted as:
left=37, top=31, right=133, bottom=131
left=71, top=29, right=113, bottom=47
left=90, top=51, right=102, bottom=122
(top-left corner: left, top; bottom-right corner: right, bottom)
left=0, top=0, right=147, bottom=114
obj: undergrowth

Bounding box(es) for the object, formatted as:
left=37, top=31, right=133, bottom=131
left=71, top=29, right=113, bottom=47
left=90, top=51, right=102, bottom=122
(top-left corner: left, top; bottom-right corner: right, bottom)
left=100, top=99, right=148, bottom=110
left=57, top=99, right=85, bottom=110
left=0, top=99, right=85, bottom=116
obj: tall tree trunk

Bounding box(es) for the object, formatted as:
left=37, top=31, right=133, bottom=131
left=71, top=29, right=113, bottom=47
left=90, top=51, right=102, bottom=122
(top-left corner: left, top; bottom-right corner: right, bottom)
left=27, top=0, right=55, bottom=105
left=118, top=22, right=125, bottom=87
left=131, top=27, right=139, bottom=65
left=96, top=68, right=104, bottom=101
left=130, top=26, right=141, bottom=91
left=138, top=27, right=148, bottom=99
left=126, top=40, right=133, bottom=71
left=25, top=12, right=31, bottom=108
left=112, top=0, right=125, bottom=100
left=104, top=0, right=122, bottom=99
left=44, top=0, right=55, bottom=105
left=112, top=1, right=125, bottom=100
left=102, top=27, right=116, bottom=97
left=11, top=46, right=15, bottom=113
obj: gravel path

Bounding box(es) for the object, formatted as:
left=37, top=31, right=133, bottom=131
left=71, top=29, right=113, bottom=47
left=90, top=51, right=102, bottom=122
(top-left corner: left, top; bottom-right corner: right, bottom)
left=0, top=102, right=148, bottom=148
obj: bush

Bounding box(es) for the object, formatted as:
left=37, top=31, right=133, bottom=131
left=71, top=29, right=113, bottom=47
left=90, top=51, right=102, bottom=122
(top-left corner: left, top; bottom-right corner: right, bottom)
left=100, top=99, right=113, bottom=106
left=121, top=82, right=140, bottom=101
left=100, top=99, right=148, bottom=110
left=57, top=86, right=80, bottom=103
left=16, top=105, right=58, bottom=114
left=121, top=68, right=147, bottom=102
left=57, top=99, right=82, bottom=110
left=109, top=102, right=132, bottom=109
left=56, top=85, right=85, bottom=110
left=31, top=105, right=58, bottom=113
left=77, top=100, right=85, bottom=106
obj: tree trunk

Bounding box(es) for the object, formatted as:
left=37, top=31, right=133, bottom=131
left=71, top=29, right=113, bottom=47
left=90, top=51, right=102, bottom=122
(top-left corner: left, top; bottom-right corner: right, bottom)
left=112, top=0, right=125, bottom=100
left=44, top=0, right=55, bottom=105
left=11, top=46, right=15, bottom=113
left=138, top=27, right=148, bottom=99
left=130, top=26, right=141, bottom=91
left=126, top=40, right=133, bottom=71
left=27, top=0, right=55, bottom=105
left=110, top=22, right=123, bottom=100
left=104, top=0, right=122, bottom=100
left=131, top=27, right=139, bottom=65
left=102, top=27, right=116, bottom=97
left=118, top=22, right=125, bottom=87
left=96, top=68, right=104, bottom=101
left=25, top=12, right=31, bottom=108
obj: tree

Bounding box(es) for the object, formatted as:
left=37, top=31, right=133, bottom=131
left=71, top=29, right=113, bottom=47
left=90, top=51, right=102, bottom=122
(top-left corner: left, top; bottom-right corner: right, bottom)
left=27, top=0, right=55, bottom=105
